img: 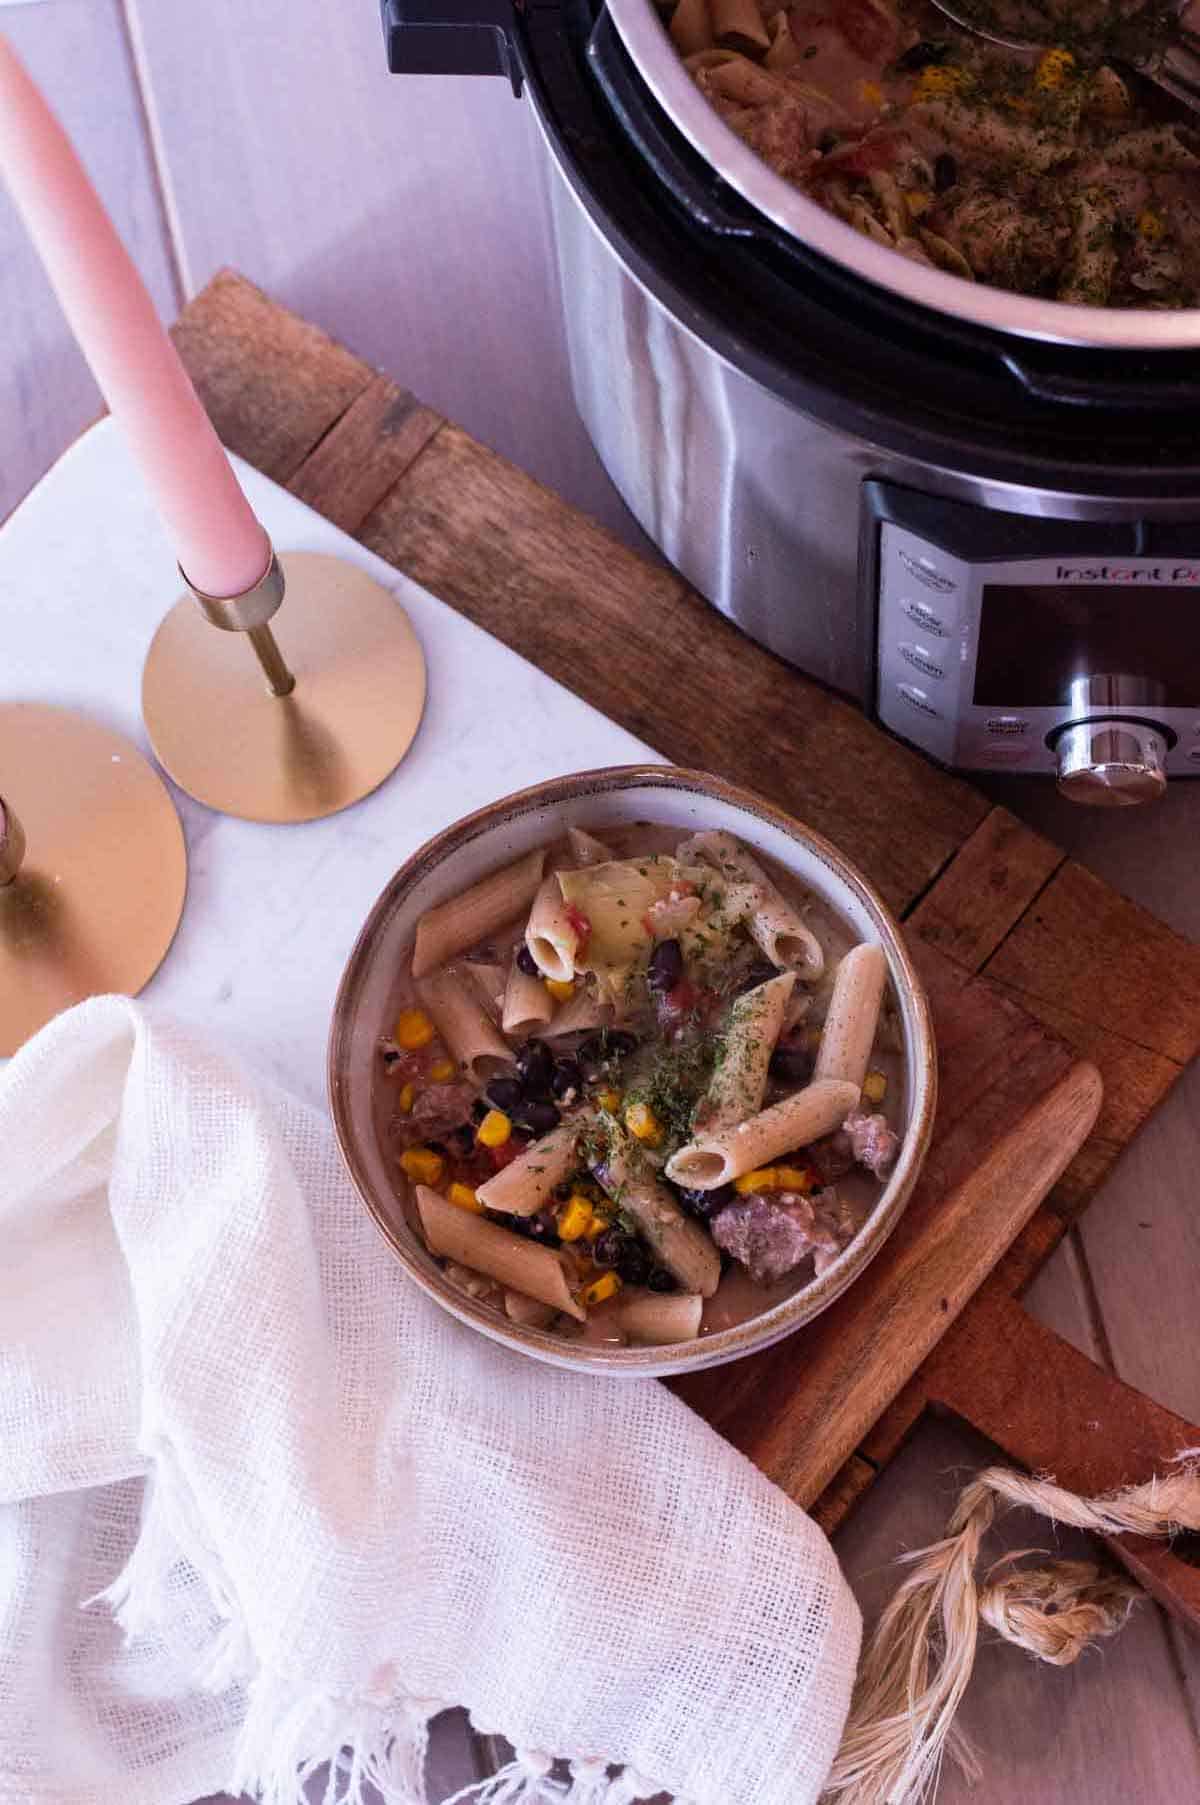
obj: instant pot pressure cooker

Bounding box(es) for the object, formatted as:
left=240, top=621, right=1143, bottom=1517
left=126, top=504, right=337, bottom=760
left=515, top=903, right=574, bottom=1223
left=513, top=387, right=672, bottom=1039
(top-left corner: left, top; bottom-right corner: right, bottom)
left=382, top=0, right=1200, bottom=804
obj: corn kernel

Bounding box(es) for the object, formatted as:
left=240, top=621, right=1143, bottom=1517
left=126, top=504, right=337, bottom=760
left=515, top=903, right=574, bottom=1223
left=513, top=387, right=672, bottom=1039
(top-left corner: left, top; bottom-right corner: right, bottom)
left=914, top=64, right=968, bottom=100
left=447, top=1182, right=484, bottom=1214
left=1035, top=47, right=1075, bottom=89
left=544, top=977, right=575, bottom=1003
left=1138, top=208, right=1166, bottom=242
left=624, top=1101, right=663, bottom=1144
left=397, top=1081, right=415, bottom=1115
left=862, top=1069, right=889, bottom=1104
left=596, top=1087, right=622, bottom=1113
left=735, top=1167, right=778, bottom=1194
left=429, top=1057, right=457, bottom=1082
left=586, top=1214, right=612, bottom=1239
left=903, top=189, right=932, bottom=219
left=557, top=1196, right=594, bottom=1242
left=774, top=1164, right=817, bottom=1193
left=582, top=1272, right=622, bottom=1307
left=393, top=1008, right=435, bottom=1050
left=399, top=1146, right=446, bottom=1187
left=476, top=1108, right=512, bottom=1149
left=858, top=79, right=884, bottom=107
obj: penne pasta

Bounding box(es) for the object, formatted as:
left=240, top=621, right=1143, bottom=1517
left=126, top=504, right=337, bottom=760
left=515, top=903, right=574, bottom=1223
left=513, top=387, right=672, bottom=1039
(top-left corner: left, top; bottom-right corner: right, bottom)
left=593, top=1131, right=722, bottom=1297
left=813, top=942, right=887, bottom=1092
left=566, top=826, right=615, bottom=868
left=476, top=1116, right=588, bottom=1216
left=418, top=966, right=512, bottom=1082
left=670, top=0, right=715, bottom=54
left=524, top=875, right=586, bottom=983
left=501, top=952, right=554, bottom=1039
left=679, top=831, right=824, bottom=978
left=463, top=958, right=508, bottom=1023
left=665, top=1076, right=860, bottom=1190
left=542, top=986, right=613, bottom=1038
left=504, top=1289, right=558, bottom=1329
left=416, top=1187, right=584, bottom=1320
left=413, top=849, right=545, bottom=978
left=697, top=970, right=795, bottom=1135
left=618, top=1290, right=703, bottom=1345
left=710, top=0, right=769, bottom=55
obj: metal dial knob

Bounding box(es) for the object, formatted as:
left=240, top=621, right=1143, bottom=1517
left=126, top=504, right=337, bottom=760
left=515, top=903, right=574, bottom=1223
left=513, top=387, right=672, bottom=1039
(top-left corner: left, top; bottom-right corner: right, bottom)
left=1055, top=720, right=1169, bottom=807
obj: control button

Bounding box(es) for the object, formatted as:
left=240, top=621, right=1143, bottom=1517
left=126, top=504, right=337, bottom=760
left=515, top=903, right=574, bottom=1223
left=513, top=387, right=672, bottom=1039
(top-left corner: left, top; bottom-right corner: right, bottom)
left=897, top=547, right=957, bottom=594
left=1186, top=745, right=1200, bottom=763
left=985, top=715, right=1031, bottom=737
left=900, top=597, right=949, bottom=636
left=1056, top=720, right=1168, bottom=807
left=897, top=682, right=941, bottom=719
left=899, top=642, right=946, bottom=681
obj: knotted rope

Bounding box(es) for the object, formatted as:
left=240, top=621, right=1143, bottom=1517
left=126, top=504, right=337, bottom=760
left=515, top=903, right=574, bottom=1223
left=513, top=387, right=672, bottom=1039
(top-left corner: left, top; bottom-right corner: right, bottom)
left=823, top=1455, right=1200, bottom=1805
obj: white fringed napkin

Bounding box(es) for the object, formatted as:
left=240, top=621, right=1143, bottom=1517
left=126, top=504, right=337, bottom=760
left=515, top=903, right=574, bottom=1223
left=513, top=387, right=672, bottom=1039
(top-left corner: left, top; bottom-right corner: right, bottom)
left=0, top=998, right=860, bottom=1805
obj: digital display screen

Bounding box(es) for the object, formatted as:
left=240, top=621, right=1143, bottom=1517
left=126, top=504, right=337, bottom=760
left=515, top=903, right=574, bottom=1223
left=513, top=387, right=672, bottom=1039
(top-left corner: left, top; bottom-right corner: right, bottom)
left=973, top=583, right=1200, bottom=706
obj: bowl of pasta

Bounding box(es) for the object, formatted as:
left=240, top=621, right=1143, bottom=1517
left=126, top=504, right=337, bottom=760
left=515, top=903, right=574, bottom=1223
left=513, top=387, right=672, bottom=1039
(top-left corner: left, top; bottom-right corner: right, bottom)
left=329, top=766, right=935, bottom=1375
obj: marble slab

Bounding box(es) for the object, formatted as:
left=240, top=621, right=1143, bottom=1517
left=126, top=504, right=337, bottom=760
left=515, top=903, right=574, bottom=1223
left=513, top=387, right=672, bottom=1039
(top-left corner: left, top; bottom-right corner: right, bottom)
left=0, top=417, right=658, bottom=1104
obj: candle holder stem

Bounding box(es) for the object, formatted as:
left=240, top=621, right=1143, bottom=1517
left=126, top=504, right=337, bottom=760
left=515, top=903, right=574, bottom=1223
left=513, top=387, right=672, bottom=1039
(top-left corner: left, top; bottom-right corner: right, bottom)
left=247, top=623, right=296, bottom=698
left=142, top=547, right=426, bottom=824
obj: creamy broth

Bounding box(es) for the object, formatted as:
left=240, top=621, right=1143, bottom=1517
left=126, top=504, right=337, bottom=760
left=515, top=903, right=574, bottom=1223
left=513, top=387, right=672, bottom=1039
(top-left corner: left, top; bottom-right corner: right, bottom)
left=371, top=821, right=907, bottom=1349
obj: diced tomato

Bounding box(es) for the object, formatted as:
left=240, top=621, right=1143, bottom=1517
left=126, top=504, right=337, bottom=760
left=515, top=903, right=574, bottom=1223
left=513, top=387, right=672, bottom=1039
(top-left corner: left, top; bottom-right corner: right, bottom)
left=813, top=130, right=901, bottom=179
left=830, top=0, right=898, bottom=61
left=564, top=903, right=592, bottom=957
left=487, top=1139, right=523, bottom=1172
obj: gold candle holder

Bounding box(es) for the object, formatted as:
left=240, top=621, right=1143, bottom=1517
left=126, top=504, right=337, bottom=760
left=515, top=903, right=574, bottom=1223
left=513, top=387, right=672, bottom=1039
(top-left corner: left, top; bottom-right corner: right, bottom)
left=0, top=702, right=187, bottom=1056
left=141, top=546, right=426, bottom=823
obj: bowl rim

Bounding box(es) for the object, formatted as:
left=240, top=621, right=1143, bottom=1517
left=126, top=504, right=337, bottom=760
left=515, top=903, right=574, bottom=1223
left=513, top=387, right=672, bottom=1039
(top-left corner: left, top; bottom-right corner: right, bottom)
left=328, top=764, right=937, bottom=1376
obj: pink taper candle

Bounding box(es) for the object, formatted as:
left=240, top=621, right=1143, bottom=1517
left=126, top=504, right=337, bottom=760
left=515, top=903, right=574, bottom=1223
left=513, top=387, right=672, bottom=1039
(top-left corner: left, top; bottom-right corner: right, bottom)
left=0, top=36, right=270, bottom=597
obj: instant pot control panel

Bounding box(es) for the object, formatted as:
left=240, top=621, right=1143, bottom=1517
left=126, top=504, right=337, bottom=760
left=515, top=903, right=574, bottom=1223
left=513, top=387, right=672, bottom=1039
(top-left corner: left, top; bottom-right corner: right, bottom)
left=863, top=482, right=1200, bottom=805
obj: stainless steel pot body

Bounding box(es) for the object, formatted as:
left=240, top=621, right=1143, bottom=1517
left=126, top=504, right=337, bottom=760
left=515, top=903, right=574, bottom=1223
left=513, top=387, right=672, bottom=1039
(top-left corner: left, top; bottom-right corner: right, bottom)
left=535, top=93, right=1200, bottom=695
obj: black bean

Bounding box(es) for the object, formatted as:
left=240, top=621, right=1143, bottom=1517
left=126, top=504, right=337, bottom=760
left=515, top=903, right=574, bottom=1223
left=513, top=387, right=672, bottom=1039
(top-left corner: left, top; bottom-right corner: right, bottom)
left=486, top=1076, right=524, bottom=1114
left=934, top=151, right=958, bottom=193
left=647, top=1267, right=678, bottom=1293
left=471, top=1097, right=490, bottom=1123
left=448, top=1123, right=476, bottom=1155
left=647, top=937, right=683, bottom=994
left=551, top=1058, right=582, bottom=1103
left=514, top=1100, right=562, bottom=1138
left=551, top=1180, right=574, bottom=1203
left=816, top=128, right=840, bottom=154
left=896, top=38, right=949, bottom=70
left=617, top=1241, right=652, bottom=1286
left=606, top=1031, right=638, bottom=1059
left=424, top=1139, right=447, bottom=1155
left=769, top=1044, right=813, bottom=1085
left=592, top=1228, right=627, bottom=1270
left=515, top=1037, right=555, bottom=1099
left=524, top=1209, right=561, bottom=1245
left=516, top=943, right=539, bottom=977
left=677, top=1183, right=734, bottom=1220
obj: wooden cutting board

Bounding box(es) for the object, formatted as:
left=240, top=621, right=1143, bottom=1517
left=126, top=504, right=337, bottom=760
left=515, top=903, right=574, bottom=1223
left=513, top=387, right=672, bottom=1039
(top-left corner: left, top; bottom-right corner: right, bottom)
left=170, top=271, right=1200, bottom=1623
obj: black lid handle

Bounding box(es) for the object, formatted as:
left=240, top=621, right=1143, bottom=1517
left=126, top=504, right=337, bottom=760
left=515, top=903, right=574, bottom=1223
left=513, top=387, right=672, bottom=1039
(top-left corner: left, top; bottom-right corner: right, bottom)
left=380, top=0, right=522, bottom=95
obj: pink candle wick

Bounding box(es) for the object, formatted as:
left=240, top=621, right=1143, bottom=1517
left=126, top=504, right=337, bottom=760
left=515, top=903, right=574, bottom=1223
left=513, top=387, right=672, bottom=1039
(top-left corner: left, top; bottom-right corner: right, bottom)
left=0, top=34, right=271, bottom=598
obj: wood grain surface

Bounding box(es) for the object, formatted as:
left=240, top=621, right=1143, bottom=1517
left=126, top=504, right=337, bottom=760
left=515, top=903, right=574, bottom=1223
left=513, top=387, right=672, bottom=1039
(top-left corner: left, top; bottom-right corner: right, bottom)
left=8, top=8, right=1200, bottom=1756
left=159, top=277, right=1200, bottom=1603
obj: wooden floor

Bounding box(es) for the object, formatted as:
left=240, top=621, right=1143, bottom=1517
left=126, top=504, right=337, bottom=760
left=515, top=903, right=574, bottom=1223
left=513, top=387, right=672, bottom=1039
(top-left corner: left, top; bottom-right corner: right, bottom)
left=5, top=2, right=1199, bottom=1795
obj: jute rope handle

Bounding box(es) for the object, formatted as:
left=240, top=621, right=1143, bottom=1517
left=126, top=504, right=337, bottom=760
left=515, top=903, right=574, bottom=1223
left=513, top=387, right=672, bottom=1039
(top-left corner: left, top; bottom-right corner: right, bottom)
left=822, top=1454, right=1200, bottom=1804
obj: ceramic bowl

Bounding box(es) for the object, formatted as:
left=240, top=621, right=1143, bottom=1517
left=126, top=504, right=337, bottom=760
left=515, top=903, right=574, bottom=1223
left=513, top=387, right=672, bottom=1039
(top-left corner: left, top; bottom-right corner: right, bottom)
left=329, top=765, right=936, bottom=1377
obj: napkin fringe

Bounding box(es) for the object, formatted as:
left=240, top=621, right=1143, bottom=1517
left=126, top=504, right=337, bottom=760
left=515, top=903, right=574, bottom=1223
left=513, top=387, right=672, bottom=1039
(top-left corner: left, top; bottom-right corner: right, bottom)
left=231, top=1673, right=438, bottom=1805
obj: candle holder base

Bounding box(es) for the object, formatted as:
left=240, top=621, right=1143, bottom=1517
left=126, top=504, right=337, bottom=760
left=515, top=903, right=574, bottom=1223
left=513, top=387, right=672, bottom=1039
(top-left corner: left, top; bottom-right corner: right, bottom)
left=141, top=552, right=425, bottom=823
left=0, top=703, right=187, bottom=1057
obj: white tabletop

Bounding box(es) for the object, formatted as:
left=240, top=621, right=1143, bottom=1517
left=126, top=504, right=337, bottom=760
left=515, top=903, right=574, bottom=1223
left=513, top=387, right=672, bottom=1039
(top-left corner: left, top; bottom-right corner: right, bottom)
left=0, top=418, right=657, bottom=1107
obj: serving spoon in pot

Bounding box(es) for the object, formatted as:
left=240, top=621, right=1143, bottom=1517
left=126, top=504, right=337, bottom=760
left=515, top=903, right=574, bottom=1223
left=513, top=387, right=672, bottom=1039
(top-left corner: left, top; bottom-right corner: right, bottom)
left=924, top=0, right=1200, bottom=113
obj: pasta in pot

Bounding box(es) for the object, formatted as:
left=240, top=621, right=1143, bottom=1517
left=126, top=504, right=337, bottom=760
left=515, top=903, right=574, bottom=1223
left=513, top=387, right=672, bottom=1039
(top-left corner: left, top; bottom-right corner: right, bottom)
left=373, top=820, right=909, bottom=1349
left=668, top=0, right=1200, bottom=306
